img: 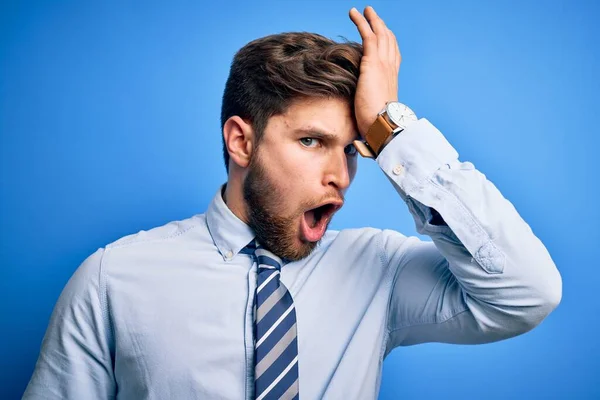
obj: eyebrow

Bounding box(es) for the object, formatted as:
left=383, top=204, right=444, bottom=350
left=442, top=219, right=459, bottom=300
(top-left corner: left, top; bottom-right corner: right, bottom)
left=292, top=128, right=360, bottom=144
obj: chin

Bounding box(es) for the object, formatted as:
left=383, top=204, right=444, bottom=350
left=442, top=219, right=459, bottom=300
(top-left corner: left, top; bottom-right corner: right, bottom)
left=283, top=232, right=318, bottom=262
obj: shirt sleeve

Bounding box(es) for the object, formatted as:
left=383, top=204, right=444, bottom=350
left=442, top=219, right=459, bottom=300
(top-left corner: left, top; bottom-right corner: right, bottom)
left=375, top=118, right=562, bottom=351
left=22, top=248, right=117, bottom=399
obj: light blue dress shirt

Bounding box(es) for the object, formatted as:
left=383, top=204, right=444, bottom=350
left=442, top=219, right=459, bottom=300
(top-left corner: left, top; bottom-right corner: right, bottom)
left=23, top=118, right=562, bottom=400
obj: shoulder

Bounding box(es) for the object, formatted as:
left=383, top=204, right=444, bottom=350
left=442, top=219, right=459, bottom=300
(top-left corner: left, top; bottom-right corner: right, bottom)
left=61, top=214, right=211, bottom=305
left=104, top=213, right=209, bottom=250
left=91, top=213, right=212, bottom=275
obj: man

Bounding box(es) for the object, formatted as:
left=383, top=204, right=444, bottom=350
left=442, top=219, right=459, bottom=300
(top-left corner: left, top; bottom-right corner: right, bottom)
left=24, top=6, right=561, bottom=400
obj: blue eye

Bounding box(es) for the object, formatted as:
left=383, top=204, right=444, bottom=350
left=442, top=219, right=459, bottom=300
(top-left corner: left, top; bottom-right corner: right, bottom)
left=300, top=138, right=319, bottom=147
left=344, top=143, right=358, bottom=156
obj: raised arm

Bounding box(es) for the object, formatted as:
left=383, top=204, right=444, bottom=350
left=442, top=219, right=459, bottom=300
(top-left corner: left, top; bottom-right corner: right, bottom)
left=377, top=118, right=561, bottom=348
left=348, top=6, right=561, bottom=349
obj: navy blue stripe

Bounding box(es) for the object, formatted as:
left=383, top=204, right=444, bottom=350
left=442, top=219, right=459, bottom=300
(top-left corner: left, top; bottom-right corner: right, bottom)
left=239, top=246, right=255, bottom=255
left=256, top=291, right=293, bottom=339
left=256, top=271, right=279, bottom=304
left=269, top=361, right=298, bottom=399
left=255, top=338, right=298, bottom=396
left=255, top=308, right=295, bottom=364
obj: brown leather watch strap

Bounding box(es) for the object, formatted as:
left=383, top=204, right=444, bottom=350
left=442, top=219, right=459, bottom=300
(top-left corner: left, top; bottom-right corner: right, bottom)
left=365, top=114, right=394, bottom=157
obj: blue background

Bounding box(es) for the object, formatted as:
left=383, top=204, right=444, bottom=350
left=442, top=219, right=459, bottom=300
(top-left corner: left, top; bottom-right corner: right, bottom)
left=1, top=0, right=598, bottom=398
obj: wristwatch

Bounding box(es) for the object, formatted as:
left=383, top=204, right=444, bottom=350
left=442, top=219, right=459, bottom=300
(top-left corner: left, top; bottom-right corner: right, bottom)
left=353, top=101, right=418, bottom=158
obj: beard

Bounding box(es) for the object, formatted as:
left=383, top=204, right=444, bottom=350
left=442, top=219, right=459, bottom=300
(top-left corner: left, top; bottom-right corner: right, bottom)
left=243, top=151, right=319, bottom=261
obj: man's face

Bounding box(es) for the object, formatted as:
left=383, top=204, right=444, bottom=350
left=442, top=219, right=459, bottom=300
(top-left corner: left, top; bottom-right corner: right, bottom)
left=243, top=97, right=359, bottom=261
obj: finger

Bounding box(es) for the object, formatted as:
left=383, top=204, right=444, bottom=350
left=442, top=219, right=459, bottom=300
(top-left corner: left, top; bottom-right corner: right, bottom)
left=363, top=6, right=387, bottom=36
left=364, top=6, right=389, bottom=60
left=386, top=29, right=395, bottom=66
left=349, top=7, right=377, bottom=57
left=395, top=32, right=402, bottom=70
left=388, top=29, right=401, bottom=71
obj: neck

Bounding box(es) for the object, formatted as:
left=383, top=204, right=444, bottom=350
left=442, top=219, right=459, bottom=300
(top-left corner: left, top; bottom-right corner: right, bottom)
left=223, top=175, right=250, bottom=225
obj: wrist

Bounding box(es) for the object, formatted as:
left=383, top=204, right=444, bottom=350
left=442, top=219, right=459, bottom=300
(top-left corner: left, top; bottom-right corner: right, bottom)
left=355, top=102, right=418, bottom=159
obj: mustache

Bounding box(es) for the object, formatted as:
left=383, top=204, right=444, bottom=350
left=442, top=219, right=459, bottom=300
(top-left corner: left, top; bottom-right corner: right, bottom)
left=304, top=192, right=345, bottom=211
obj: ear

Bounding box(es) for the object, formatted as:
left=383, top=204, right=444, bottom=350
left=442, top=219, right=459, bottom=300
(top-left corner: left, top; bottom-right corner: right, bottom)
left=223, top=116, right=254, bottom=169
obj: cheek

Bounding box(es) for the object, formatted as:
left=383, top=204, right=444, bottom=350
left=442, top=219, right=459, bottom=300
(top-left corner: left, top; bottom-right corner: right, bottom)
left=273, top=144, right=313, bottom=175
left=263, top=146, right=311, bottom=193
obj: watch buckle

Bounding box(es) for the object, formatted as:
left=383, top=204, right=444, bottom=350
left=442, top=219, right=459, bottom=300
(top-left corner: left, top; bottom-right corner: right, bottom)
left=352, top=140, right=376, bottom=159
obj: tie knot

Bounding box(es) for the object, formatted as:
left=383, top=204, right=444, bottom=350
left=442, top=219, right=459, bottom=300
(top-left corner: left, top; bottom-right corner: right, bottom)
left=241, top=239, right=284, bottom=271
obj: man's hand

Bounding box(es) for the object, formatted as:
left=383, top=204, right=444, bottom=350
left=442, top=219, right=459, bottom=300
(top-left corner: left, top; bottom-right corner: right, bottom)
left=349, top=6, right=401, bottom=138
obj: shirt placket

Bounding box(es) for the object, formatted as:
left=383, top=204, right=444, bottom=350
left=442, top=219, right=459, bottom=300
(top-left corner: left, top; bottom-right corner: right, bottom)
left=244, top=261, right=258, bottom=400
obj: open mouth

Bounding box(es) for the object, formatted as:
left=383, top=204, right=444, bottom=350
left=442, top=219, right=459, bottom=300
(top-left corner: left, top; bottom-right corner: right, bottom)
left=301, top=200, right=343, bottom=242
left=305, top=203, right=338, bottom=228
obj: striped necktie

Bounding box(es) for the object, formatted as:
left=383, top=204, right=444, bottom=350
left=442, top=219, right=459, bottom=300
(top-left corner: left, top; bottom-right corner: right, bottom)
left=241, top=240, right=299, bottom=400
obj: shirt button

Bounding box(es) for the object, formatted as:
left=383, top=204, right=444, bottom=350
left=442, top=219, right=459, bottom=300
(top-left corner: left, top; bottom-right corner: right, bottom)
left=393, top=165, right=403, bottom=175
left=225, top=250, right=233, bottom=260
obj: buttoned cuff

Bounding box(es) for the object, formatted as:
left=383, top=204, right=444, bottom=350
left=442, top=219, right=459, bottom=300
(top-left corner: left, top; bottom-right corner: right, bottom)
left=376, top=118, right=459, bottom=195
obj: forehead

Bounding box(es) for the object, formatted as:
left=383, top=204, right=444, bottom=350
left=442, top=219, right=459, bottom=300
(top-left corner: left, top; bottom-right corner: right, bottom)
left=268, top=97, right=358, bottom=141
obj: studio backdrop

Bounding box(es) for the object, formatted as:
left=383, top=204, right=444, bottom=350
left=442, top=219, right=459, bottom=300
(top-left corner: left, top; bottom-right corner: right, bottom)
left=1, top=0, right=598, bottom=399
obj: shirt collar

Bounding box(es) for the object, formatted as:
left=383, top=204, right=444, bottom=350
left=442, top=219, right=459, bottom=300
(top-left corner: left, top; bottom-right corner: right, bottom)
left=206, top=183, right=255, bottom=261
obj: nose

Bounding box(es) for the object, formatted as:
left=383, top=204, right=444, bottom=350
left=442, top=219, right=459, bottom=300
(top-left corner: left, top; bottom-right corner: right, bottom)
left=323, top=149, right=351, bottom=191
